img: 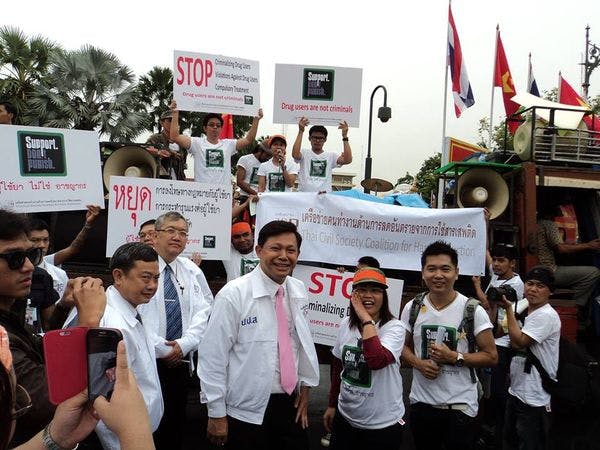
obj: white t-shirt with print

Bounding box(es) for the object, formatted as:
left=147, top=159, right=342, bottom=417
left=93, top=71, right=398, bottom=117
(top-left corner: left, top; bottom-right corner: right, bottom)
left=295, top=148, right=340, bottom=192
left=508, top=303, right=560, bottom=407
left=189, top=136, right=237, bottom=185
left=487, top=270, right=524, bottom=347
left=236, top=154, right=263, bottom=192
left=400, top=293, right=493, bottom=417
left=257, top=160, right=299, bottom=192
left=332, top=317, right=405, bottom=429
left=222, top=247, right=258, bottom=282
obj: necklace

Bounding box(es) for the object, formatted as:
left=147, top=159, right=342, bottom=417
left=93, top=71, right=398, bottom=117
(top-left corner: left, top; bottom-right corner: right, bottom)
left=429, top=292, right=457, bottom=311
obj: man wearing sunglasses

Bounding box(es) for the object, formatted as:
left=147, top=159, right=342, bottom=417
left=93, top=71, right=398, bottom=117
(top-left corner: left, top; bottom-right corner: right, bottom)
left=292, top=116, right=353, bottom=192
left=0, top=209, right=107, bottom=446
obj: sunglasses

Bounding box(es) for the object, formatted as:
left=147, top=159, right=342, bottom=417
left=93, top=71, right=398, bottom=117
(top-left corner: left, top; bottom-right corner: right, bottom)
left=0, top=247, right=42, bottom=270
left=12, top=384, right=32, bottom=419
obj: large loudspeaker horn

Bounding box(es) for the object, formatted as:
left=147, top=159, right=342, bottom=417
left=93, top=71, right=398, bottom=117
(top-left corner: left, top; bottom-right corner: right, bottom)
left=456, top=168, right=509, bottom=219
left=514, top=119, right=546, bottom=160
left=102, top=146, right=158, bottom=189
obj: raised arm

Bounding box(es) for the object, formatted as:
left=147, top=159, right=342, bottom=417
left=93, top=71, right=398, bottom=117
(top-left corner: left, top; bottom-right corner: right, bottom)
left=52, top=205, right=101, bottom=266
left=336, top=121, right=352, bottom=165
left=169, top=100, right=192, bottom=150
left=235, top=109, right=263, bottom=151
left=292, top=117, right=309, bottom=161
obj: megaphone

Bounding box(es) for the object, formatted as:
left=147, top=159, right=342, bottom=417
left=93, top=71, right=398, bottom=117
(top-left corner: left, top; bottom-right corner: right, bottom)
left=456, top=168, right=509, bottom=219
left=102, top=145, right=159, bottom=189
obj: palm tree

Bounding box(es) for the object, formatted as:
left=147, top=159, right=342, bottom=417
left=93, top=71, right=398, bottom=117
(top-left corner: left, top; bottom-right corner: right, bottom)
left=0, top=26, right=58, bottom=121
left=134, top=66, right=173, bottom=133
left=28, top=45, right=147, bottom=141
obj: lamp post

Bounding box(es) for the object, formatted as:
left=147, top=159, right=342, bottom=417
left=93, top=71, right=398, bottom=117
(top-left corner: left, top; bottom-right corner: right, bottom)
left=582, top=26, right=600, bottom=99
left=364, top=85, right=391, bottom=193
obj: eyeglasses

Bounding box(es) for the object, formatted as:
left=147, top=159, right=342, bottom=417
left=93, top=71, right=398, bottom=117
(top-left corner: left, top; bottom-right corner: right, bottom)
left=354, top=287, right=384, bottom=295
left=310, top=136, right=326, bottom=142
left=156, top=228, right=189, bottom=239
left=0, top=247, right=42, bottom=270
left=206, top=123, right=222, bottom=129
left=11, top=384, right=32, bottom=419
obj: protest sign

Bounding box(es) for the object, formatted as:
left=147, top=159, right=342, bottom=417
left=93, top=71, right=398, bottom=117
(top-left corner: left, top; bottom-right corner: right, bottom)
left=106, top=176, right=232, bottom=259
left=294, top=264, right=403, bottom=346
left=256, top=193, right=486, bottom=275
left=0, top=125, right=104, bottom=213
left=273, top=64, right=362, bottom=127
left=173, top=50, right=260, bottom=116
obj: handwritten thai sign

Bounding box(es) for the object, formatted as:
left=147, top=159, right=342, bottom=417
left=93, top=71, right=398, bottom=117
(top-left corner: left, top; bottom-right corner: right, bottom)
left=256, top=193, right=486, bottom=275
left=106, top=176, right=232, bottom=259
left=0, top=125, right=104, bottom=213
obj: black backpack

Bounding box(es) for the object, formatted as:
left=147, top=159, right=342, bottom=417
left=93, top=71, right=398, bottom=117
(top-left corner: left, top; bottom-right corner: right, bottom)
left=525, top=337, right=600, bottom=415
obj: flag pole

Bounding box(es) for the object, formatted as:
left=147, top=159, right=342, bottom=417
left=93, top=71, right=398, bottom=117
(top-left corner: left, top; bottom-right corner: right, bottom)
left=527, top=52, right=532, bottom=93
left=441, top=0, right=451, bottom=149
left=489, top=24, right=499, bottom=149
left=558, top=70, right=562, bottom=101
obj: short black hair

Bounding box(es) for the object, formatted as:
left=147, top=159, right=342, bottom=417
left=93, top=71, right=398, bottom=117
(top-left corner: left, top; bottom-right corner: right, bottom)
left=29, top=217, right=50, bottom=233
left=257, top=220, right=302, bottom=249
left=139, top=219, right=156, bottom=232
left=358, top=256, right=380, bottom=268
left=110, top=242, right=158, bottom=273
left=203, top=113, right=224, bottom=128
left=490, top=244, right=516, bottom=260
left=0, top=209, right=30, bottom=241
left=421, top=241, right=458, bottom=268
left=308, top=125, right=327, bottom=138
left=0, top=101, right=16, bottom=117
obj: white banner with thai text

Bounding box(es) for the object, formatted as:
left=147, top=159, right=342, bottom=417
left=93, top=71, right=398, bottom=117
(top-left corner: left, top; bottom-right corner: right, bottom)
left=273, top=64, right=362, bottom=127
left=294, top=264, right=403, bottom=346
left=0, top=125, right=104, bottom=213
left=256, top=193, right=486, bottom=275
left=173, top=50, right=260, bottom=116
left=106, top=176, right=232, bottom=259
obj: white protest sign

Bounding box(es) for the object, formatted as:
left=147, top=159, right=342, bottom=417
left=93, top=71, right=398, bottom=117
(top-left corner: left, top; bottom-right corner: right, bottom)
left=256, top=193, right=486, bottom=275
left=0, top=125, right=104, bottom=213
left=293, top=265, right=403, bottom=346
left=173, top=50, right=260, bottom=116
left=273, top=64, right=362, bottom=127
left=106, top=176, right=232, bottom=259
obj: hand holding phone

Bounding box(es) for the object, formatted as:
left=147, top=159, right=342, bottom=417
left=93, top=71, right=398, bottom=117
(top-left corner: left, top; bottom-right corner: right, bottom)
left=87, top=328, right=123, bottom=402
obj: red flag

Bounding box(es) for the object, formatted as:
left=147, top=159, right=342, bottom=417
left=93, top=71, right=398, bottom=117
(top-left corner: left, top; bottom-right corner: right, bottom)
left=494, top=31, right=520, bottom=133
left=559, top=75, right=598, bottom=132
left=219, top=114, right=234, bottom=139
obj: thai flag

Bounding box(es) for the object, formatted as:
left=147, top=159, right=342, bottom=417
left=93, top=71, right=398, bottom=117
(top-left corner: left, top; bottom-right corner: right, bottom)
left=448, top=5, right=475, bottom=117
left=527, top=54, right=540, bottom=97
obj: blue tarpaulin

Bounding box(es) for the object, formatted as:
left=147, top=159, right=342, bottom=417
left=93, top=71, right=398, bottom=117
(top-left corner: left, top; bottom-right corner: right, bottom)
left=331, top=190, right=429, bottom=208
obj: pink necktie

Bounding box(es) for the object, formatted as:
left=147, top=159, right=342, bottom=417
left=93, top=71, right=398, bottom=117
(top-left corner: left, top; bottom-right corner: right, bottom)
left=275, top=286, right=297, bottom=395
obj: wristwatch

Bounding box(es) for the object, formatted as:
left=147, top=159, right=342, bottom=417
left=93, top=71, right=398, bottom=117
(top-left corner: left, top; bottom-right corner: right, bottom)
left=43, top=423, right=79, bottom=450
left=362, top=319, right=376, bottom=327
left=455, top=352, right=465, bottom=367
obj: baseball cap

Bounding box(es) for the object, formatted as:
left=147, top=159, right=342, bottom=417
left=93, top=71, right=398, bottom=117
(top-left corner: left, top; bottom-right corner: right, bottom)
left=268, top=134, right=287, bottom=148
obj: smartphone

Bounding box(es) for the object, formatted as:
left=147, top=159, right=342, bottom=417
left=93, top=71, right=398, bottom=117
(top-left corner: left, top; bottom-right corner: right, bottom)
left=86, top=328, right=123, bottom=402
left=43, top=327, right=88, bottom=405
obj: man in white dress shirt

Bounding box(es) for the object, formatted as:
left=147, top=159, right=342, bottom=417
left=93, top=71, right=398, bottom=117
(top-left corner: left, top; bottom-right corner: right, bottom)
left=138, top=211, right=212, bottom=450
left=199, top=220, right=319, bottom=449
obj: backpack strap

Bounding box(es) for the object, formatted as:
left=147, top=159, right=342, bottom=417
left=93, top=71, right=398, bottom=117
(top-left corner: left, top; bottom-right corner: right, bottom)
left=408, top=292, right=428, bottom=331
left=524, top=347, right=557, bottom=394
left=458, top=297, right=480, bottom=383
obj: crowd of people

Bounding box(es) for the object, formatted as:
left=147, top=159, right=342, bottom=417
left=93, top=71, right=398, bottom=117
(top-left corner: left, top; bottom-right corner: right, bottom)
left=1, top=99, right=598, bottom=450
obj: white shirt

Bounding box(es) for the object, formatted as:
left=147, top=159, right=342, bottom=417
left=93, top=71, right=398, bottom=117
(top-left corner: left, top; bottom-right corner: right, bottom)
left=486, top=270, right=524, bottom=347
left=222, top=246, right=258, bottom=282
left=198, top=266, right=319, bottom=425
left=39, top=258, right=68, bottom=300
left=400, top=293, right=493, bottom=417
left=188, top=136, right=237, bottom=185
left=294, top=148, right=340, bottom=192
left=84, top=286, right=163, bottom=450
left=179, top=256, right=214, bottom=306
left=509, top=303, right=561, bottom=407
left=138, top=256, right=212, bottom=364
left=257, top=159, right=299, bottom=192
left=332, top=317, right=405, bottom=429
left=237, top=153, right=263, bottom=192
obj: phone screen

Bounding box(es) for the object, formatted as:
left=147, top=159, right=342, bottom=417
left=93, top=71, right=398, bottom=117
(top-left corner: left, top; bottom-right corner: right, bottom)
left=87, top=328, right=122, bottom=402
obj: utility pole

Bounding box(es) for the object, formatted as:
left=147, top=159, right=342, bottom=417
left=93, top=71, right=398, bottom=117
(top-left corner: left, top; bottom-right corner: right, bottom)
left=581, top=25, right=600, bottom=100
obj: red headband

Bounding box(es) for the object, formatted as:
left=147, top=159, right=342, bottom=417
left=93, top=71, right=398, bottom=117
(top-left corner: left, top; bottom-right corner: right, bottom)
left=352, top=267, right=388, bottom=288
left=231, top=222, right=252, bottom=236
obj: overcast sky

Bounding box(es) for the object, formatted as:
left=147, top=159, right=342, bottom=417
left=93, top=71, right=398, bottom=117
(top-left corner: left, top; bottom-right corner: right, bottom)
left=4, top=0, right=600, bottom=187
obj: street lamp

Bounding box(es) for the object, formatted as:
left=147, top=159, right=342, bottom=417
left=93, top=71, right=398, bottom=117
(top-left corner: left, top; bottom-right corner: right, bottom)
left=364, top=85, right=392, bottom=193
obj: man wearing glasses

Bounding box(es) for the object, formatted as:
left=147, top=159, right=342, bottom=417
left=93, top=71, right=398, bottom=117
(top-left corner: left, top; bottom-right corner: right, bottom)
left=292, top=116, right=353, bottom=192
left=168, top=101, right=263, bottom=186
left=138, top=211, right=212, bottom=450
left=0, top=209, right=106, bottom=446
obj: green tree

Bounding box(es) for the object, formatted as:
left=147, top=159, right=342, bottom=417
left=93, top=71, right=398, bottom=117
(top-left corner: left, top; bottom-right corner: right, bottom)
left=134, top=66, right=172, bottom=133
left=27, top=45, right=147, bottom=141
left=0, top=26, right=58, bottom=121
left=395, top=171, right=414, bottom=186
left=414, top=153, right=441, bottom=205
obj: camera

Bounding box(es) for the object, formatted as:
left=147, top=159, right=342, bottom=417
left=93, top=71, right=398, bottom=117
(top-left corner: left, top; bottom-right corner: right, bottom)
left=487, top=285, right=518, bottom=303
